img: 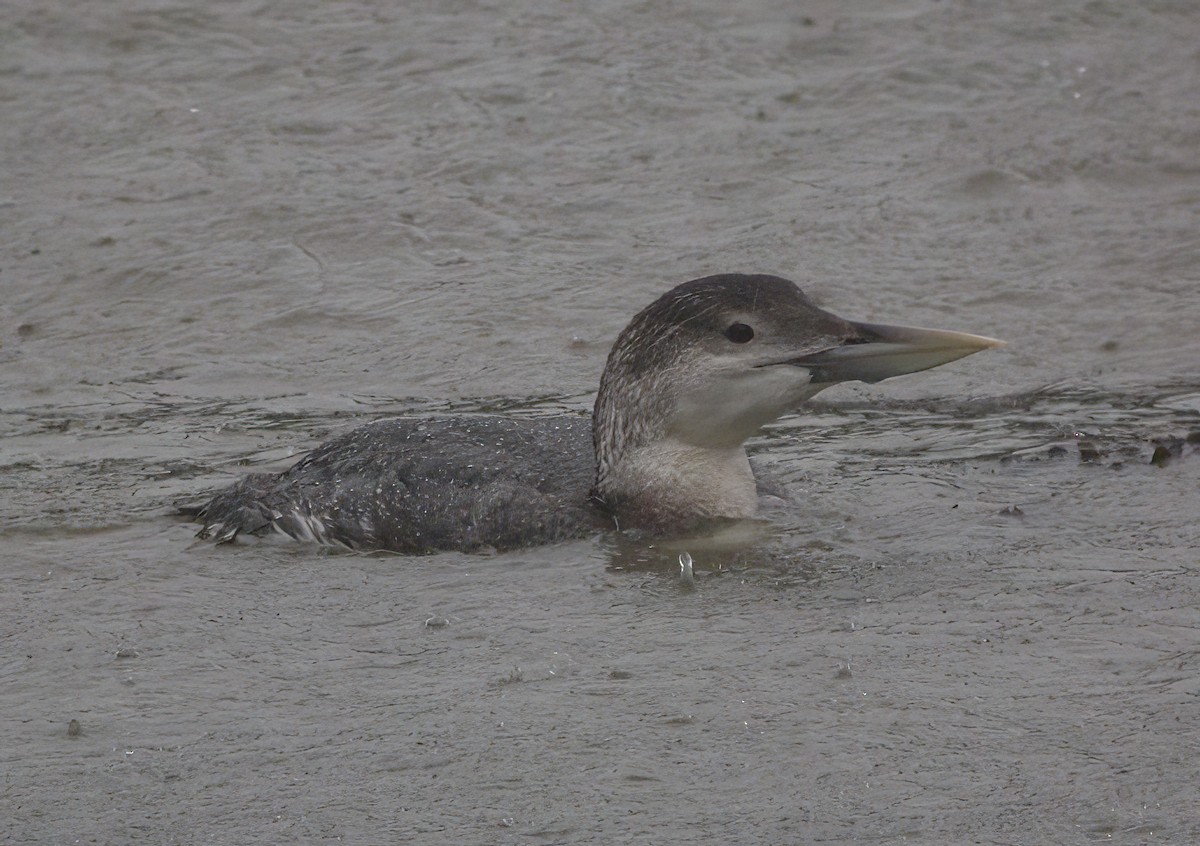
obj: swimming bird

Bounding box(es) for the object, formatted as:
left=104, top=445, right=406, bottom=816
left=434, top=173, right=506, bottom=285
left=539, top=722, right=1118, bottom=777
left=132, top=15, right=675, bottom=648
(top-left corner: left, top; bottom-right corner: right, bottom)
left=189, top=273, right=1002, bottom=552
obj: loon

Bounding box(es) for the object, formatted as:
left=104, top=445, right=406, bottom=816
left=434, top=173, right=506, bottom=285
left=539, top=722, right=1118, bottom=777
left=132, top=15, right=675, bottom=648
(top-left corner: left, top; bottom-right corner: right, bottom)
left=190, top=273, right=1002, bottom=552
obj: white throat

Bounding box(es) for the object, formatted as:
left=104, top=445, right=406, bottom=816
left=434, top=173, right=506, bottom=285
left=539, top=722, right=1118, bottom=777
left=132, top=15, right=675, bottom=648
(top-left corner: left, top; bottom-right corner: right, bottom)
left=599, top=437, right=759, bottom=527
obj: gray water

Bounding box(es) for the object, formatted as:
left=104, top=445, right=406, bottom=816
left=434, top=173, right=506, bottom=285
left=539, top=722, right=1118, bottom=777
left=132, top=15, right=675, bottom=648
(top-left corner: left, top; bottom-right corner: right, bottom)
left=3, top=1, right=1198, bottom=843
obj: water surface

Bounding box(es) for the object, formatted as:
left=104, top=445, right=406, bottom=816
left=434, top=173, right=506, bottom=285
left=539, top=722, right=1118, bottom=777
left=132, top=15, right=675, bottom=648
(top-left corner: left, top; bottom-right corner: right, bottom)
left=2, top=1, right=1198, bottom=843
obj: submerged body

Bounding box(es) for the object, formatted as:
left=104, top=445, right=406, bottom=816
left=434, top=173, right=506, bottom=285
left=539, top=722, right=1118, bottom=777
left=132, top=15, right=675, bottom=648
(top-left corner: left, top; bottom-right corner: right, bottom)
left=192, top=274, right=1002, bottom=552
left=197, top=416, right=604, bottom=551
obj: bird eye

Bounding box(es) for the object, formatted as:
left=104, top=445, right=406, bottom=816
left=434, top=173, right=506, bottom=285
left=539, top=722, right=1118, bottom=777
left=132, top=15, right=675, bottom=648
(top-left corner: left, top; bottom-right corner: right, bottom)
left=724, top=322, right=754, bottom=344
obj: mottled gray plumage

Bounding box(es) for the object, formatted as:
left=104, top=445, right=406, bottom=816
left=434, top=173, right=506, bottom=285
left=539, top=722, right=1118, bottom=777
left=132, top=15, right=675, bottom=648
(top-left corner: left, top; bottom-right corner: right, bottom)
left=191, top=273, right=1002, bottom=552
left=193, top=416, right=603, bottom=552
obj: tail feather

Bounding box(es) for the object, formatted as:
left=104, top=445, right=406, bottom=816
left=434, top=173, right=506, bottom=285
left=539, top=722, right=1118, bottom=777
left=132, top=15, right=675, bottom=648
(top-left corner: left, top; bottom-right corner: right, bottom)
left=187, top=474, right=284, bottom=544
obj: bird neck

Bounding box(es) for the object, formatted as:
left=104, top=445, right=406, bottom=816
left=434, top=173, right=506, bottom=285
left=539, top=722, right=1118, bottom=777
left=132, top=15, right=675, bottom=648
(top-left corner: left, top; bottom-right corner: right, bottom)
left=591, top=344, right=759, bottom=529
left=592, top=436, right=759, bottom=530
